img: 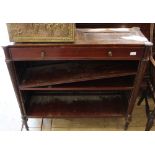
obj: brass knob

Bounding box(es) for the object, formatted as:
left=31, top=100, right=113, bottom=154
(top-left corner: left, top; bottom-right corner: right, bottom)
left=41, top=50, right=46, bottom=59
left=108, top=51, right=112, bottom=57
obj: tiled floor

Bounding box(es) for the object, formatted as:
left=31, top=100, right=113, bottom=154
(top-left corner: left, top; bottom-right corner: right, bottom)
left=0, top=47, right=155, bottom=131
left=22, top=103, right=155, bottom=131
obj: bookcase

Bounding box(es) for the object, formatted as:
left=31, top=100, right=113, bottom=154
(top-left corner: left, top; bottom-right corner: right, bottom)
left=3, top=27, right=152, bottom=130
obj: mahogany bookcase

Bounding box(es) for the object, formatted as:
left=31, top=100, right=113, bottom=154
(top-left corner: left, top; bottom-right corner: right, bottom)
left=3, top=27, right=152, bottom=130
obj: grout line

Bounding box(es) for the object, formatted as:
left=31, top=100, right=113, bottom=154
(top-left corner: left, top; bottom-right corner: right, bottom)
left=40, top=118, right=44, bottom=131
left=51, top=119, right=53, bottom=131
left=21, top=123, right=24, bottom=131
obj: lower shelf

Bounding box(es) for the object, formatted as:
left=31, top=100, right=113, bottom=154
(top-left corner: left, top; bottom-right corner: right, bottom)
left=26, top=94, right=128, bottom=118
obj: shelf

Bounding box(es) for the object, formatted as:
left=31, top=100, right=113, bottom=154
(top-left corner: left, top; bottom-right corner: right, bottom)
left=20, top=61, right=137, bottom=88
left=19, top=76, right=135, bottom=90
left=26, top=93, right=128, bottom=117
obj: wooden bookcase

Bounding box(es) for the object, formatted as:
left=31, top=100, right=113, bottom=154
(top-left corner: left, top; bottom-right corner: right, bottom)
left=3, top=27, right=152, bottom=130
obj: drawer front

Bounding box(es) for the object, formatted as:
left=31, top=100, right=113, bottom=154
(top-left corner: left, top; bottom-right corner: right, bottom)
left=10, top=46, right=144, bottom=60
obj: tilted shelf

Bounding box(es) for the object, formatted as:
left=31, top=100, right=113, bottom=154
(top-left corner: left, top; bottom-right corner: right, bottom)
left=19, top=61, right=138, bottom=88
left=19, top=75, right=135, bottom=91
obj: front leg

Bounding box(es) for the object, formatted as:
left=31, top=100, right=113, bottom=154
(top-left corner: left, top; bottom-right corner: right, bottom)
left=22, top=116, right=29, bottom=131
left=124, top=114, right=132, bottom=130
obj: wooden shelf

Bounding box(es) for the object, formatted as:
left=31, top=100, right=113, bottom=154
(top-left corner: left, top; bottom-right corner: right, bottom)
left=20, top=76, right=135, bottom=90
left=26, top=94, right=128, bottom=117
left=20, top=61, right=137, bottom=88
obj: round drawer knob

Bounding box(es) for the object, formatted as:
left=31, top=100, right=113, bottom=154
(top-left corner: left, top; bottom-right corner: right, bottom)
left=41, top=50, right=46, bottom=59
left=108, top=51, right=112, bottom=57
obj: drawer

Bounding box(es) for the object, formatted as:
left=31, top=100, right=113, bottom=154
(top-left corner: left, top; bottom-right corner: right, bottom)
left=9, top=46, right=144, bottom=60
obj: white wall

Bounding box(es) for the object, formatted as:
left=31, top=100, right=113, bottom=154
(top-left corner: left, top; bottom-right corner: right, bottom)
left=0, top=23, right=21, bottom=130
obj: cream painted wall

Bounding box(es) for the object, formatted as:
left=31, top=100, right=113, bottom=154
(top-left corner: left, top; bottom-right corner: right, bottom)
left=0, top=23, right=21, bottom=130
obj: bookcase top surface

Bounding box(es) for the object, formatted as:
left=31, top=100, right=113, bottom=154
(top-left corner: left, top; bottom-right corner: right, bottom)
left=6, top=27, right=152, bottom=46
left=75, top=27, right=149, bottom=45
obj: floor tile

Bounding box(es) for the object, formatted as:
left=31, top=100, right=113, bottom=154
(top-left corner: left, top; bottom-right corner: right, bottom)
left=27, top=118, right=42, bottom=128
left=42, top=118, right=53, bottom=131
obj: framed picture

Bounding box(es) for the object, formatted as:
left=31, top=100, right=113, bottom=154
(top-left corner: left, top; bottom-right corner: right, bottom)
left=7, top=23, right=75, bottom=42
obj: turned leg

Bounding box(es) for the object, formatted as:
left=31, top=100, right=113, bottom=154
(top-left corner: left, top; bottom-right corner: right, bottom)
left=137, top=90, right=146, bottom=106
left=22, top=116, right=29, bottom=131
left=145, top=108, right=155, bottom=131
left=125, top=45, right=151, bottom=130
left=145, top=114, right=154, bottom=131
left=124, top=115, right=132, bottom=130
left=144, top=95, right=150, bottom=118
